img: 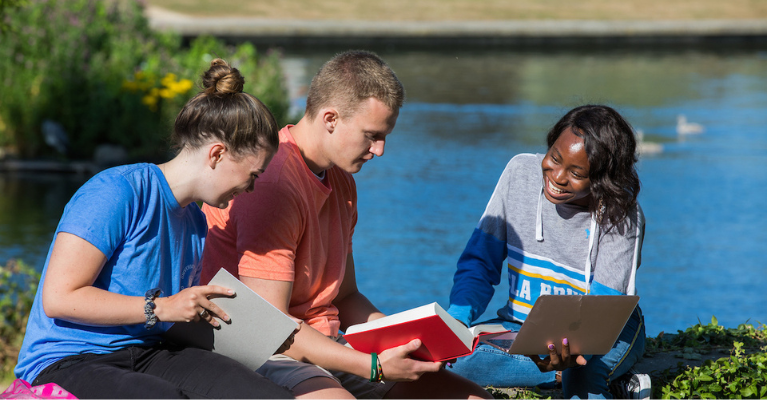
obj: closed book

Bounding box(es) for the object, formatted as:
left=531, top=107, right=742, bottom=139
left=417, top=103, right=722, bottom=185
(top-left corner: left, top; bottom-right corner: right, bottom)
left=164, top=268, right=299, bottom=370
left=343, top=302, right=508, bottom=362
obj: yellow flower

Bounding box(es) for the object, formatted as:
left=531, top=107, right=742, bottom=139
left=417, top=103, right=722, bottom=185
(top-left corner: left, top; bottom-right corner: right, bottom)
left=159, top=88, right=173, bottom=99
left=179, top=79, right=193, bottom=91
left=142, top=94, right=158, bottom=112
left=172, top=79, right=194, bottom=95
left=128, top=71, right=194, bottom=112
left=160, top=73, right=177, bottom=89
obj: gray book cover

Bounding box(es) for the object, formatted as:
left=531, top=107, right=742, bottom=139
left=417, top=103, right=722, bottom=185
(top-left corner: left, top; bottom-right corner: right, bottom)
left=164, top=268, right=299, bottom=370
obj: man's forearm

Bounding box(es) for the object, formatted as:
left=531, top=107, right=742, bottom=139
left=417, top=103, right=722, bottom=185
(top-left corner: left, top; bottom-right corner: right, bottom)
left=335, top=290, right=384, bottom=332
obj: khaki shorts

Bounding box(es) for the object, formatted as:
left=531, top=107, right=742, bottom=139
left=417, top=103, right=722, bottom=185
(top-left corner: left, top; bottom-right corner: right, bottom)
left=256, top=337, right=395, bottom=399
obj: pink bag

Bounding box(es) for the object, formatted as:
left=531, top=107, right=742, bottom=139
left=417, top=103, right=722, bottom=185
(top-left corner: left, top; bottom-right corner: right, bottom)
left=1, top=379, right=77, bottom=399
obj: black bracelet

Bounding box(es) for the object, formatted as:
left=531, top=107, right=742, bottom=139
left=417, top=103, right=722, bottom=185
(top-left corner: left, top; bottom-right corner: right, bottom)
left=144, top=287, right=162, bottom=330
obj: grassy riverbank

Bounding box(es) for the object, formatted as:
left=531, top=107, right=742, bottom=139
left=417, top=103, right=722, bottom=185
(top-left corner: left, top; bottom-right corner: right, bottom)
left=145, top=0, right=767, bottom=21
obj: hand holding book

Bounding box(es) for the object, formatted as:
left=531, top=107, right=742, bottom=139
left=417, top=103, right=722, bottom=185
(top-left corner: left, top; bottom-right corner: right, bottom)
left=343, top=302, right=509, bottom=362
left=376, top=338, right=443, bottom=381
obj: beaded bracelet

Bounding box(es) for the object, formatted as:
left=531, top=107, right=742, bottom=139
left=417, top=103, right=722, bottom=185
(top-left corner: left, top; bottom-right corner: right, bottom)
left=144, top=287, right=162, bottom=330
left=369, top=353, right=384, bottom=382
left=376, top=353, right=385, bottom=382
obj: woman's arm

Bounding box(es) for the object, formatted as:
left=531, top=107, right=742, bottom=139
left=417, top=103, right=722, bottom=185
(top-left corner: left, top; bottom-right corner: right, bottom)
left=448, top=228, right=507, bottom=326
left=42, top=232, right=234, bottom=327
left=447, top=161, right=517, bottom=326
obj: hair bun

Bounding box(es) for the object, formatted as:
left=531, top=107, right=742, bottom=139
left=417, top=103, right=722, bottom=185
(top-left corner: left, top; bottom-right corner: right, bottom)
left=202, top=58, right=245, bottom=95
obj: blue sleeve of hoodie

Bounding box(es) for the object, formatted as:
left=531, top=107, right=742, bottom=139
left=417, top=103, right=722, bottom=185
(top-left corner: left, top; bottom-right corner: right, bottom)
left=447, top=228, right=507, bottom=326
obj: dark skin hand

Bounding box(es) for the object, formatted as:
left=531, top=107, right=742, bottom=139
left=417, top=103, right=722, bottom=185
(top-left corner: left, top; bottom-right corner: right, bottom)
left=528, top=338, right=588, bottom=372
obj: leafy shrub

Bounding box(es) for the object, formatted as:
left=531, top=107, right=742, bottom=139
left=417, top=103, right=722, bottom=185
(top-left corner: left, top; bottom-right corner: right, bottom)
left=0, top=0, right=289, bottom=161
left=0, top=0, right=25, bottom=32
left=647, top=317, right=767, bottom=399
left=647, top=316, right=767, bottom=353
left=0, top=259, right=40, bottom=379
left=484, top=386, right=552, bottom=399
left=660, top=343, right=767, bottom=399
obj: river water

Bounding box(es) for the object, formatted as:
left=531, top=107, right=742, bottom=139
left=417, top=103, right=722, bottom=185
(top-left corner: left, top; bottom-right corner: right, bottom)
left=2, top=44, right=766, bottom=336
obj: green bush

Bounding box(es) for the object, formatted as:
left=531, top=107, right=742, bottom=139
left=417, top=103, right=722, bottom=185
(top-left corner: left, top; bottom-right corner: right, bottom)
left=0, top=0, right=289, bottom=161
left=0, top=259, right=40, bottom=379
left=485, top=386, right=549, bottom=399
left=0, top=0, right=26, bottom=32
left=647, top=317, right=767, bottom=399
left=660, top=344, right=767, bottom=399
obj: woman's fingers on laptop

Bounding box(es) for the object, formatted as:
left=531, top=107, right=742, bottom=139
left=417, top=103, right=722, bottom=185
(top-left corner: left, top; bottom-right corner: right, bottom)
left=527, top=339, right=587, bottom=372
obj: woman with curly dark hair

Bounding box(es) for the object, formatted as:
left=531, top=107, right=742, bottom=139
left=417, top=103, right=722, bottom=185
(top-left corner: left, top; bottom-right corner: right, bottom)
left=446, top=105, right=648, bottom=399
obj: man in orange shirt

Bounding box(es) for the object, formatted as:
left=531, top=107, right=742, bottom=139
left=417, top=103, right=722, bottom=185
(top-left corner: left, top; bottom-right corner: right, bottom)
left=201, top=50, right=491, bottom=399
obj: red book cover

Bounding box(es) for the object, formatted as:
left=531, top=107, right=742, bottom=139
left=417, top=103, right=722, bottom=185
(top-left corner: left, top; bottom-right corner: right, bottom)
left=344, top=314, right=473, bottom=361
left=342, top=303, right=508, bottom=362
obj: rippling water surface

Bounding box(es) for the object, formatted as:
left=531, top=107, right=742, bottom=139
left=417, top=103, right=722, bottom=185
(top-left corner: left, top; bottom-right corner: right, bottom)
left=2, top=45, right=766, bottom=336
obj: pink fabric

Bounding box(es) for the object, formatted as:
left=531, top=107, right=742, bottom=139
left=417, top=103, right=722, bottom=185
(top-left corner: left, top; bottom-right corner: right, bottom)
left=1, top=379, right=76, bottom=399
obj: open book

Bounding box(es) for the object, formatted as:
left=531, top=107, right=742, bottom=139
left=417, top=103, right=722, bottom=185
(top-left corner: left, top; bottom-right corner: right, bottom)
left=343, top=302, right=508, bottom=362
left=164, top=268, right=299, bottom=370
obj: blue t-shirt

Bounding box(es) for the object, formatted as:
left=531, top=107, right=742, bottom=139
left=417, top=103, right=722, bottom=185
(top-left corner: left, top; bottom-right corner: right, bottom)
left=15, top=164, right=207, bottom=382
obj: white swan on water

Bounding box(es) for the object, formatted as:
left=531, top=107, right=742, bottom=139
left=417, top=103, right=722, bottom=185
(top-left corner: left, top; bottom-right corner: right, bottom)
left=677, top=115, right=704, bottom=135
left=636, top=129, right=663, bottom=156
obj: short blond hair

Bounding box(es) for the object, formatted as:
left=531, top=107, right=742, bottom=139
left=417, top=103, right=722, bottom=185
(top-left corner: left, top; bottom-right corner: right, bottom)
left=305, top=50, right=404, bottom=119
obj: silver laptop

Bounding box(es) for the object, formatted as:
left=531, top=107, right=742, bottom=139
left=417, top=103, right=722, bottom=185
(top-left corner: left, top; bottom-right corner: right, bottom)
left=498, top=295, right=639, bottom=355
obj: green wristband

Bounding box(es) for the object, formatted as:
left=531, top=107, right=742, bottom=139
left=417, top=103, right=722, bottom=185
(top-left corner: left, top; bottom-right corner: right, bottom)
left=370, top=353, right=378, bottom=382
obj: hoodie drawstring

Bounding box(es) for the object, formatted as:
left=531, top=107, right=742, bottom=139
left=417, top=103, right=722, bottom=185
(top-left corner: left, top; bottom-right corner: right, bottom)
left=536, top=187, right=544, bottom=242
left=584, top=217, right=598, bottom=294
left=537, top=184, right=598, bottom=294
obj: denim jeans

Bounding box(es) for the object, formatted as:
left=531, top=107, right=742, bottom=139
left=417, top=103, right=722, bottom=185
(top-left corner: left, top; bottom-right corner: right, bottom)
left=446, top=318, right=557, bottom=388
left=447, top=306, right=645, bottom=399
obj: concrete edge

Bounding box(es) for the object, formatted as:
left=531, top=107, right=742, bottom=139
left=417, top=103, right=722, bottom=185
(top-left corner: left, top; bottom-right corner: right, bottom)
left=144, top=6, right=767, bottom=41
left=149, top=18, right=767, bottom=38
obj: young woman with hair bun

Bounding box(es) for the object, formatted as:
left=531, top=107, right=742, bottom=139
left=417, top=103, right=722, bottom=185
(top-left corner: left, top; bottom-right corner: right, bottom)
left=14, top=59, right=294, bottom=399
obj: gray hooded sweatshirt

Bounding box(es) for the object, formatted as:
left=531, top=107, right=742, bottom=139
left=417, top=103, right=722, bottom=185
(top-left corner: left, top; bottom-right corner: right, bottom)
left=448, top=153, right=644, bottom=326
